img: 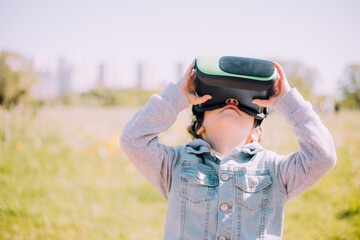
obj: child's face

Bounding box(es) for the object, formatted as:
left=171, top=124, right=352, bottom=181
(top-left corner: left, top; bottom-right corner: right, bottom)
left=197, top=104, right=255, bottom=144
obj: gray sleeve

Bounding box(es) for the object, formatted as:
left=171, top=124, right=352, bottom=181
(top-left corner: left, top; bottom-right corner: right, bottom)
left=119, top=83, right=189, bottom=199
left=272, top=88, right=337, bottom=201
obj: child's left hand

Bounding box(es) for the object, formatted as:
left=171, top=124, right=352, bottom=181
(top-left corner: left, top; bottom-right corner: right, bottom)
left=177, top=60, right=212, bottom=105
left=252, top=61, right=291, bottom=107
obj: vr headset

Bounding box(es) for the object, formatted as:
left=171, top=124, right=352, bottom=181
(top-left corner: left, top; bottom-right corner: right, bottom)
left=194, top=56, right=277, bottom=120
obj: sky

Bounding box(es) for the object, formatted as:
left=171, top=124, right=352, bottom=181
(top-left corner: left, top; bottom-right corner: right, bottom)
left=0, top=0, right=359, bottom=96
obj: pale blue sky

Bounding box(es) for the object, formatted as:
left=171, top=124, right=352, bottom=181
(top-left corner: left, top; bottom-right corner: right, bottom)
left=1, top=0, right=359, bottom=95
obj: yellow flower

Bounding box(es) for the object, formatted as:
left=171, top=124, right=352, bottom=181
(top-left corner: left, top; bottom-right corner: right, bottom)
left=103, top=169, right=112, bottom=178
left=15, top=141, right=24, bottom=149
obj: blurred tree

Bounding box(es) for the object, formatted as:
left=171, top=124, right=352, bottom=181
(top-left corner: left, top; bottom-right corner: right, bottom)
left=280, top=61, right=316, bottom=100
left=0, top=51, right=37, bottom=108
left=340, top=65, right=360, bottom=109
left=0, top=51, right=37, bottom=141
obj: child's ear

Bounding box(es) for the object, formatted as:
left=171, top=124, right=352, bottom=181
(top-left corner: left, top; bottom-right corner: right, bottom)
left=247, top=127, right=261, bottom=143
left=196, top=125, right=205, bottom=136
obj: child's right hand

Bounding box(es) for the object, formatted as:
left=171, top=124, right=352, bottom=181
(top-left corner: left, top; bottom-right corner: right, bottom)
left=177, top=60, right=212, bottom=105
left=252, top=61, right=291, bottom=107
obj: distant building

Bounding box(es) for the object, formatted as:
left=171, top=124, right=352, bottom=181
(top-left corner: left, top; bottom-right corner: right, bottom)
left=57, top=56, right=97, bottom=94
left=31, top=56, right=182, bottom=98
left=137, top=62, right=161, bottom=90
left=97, top=63, right=106, bottom=87
left=57, top=57, right=71, bottom=95
left=31, top=56, right=59, bottom=99
left=97, top=62, right=123, bottom=89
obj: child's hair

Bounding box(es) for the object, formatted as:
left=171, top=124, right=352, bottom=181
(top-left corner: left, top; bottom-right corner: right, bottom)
left=188, top=106, right=263, bottom=140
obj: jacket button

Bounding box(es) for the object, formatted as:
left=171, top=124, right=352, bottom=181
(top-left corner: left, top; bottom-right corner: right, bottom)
left=197, top=171, right=205, bottom=180
left=248, top=177, right=255, bottom=188
left=220, top=203, right=229, bottom=211
left=221, top=173, right=230, bottom=181
left=218, top=236, right=226, bottom=240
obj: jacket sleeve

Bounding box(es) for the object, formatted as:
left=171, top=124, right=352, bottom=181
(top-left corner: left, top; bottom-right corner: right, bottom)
left=272, top=88, right=337, bottom=201
left=119, top=83, right=189, bottom=199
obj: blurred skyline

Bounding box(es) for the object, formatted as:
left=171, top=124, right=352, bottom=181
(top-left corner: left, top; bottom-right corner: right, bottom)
left=1, top=0, right=360, bottom=96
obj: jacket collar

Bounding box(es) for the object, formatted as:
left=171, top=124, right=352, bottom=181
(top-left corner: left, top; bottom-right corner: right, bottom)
left=240, top=141, right=264, bottom=155
left=185, top=139, right=264, bottom=156
left=185, top=139, right=211, bottom=154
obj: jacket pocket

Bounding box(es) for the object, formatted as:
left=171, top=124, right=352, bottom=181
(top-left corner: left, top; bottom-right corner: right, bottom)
left=235, top=173, right=272, bottom=211
left=179, top=165, right=219, bottom=204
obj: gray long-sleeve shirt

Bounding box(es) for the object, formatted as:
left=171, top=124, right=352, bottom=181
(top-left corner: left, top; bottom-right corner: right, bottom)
left=119, top=83, right=337, bottom=239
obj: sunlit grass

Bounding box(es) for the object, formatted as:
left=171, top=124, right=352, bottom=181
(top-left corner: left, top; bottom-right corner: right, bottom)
left=0, top=106, right=166, bottom=239
left=0, top=106, right=359, bottom=239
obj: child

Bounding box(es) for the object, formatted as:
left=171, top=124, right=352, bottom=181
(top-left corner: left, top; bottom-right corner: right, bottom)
left=120, top=60, right=336, bottom=240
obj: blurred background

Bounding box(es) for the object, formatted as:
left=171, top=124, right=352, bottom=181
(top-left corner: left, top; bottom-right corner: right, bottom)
left=0, top=0, right=359, bottom=239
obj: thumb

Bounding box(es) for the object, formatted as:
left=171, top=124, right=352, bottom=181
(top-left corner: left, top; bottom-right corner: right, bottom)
left=193, top=95, right=212, bottom=105
left=252, top=99, right=272, bottom=107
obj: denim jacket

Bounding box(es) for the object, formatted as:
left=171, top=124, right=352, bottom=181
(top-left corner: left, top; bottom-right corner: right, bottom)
left=120, top=83, right=336, bottom=240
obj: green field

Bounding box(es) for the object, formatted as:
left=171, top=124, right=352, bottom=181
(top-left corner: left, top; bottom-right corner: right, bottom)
left=1, top=106, right=359, bottom=239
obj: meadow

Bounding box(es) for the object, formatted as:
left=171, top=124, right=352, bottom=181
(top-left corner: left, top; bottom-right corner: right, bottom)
left=0, top=105, right=359, bottom=239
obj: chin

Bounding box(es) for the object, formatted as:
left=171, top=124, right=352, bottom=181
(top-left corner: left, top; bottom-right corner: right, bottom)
left=216, top=120, right=243, bottom=131
left=218, top=114, right=243, bottom=124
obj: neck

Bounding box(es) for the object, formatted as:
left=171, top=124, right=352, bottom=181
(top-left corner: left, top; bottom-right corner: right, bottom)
left=205, top=131, right=249, bottom=156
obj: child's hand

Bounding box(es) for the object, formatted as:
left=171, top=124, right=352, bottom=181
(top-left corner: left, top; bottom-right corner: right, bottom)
left=252, top=61, right=291, bottom=107
left=177, top=60, right=212, bottom=105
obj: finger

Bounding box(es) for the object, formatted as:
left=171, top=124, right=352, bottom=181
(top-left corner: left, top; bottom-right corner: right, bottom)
left=185, top=60, right=195, bottom=77
left=194, top=95, right=212, bottom=105
left=190, top=69, right=196, bottom=79
left=252, top=99, right=272, bottom=107
left=187, top=69, right=197, bottom=90
left=274, top=61, right=291, bottom=91
left=273, top=62, right=285, bottom=81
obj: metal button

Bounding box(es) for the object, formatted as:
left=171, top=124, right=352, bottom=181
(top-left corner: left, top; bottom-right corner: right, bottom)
left=221, top=173, right=230, bottom=181
left=218, top=236, right=226, bottom=240
left=248, top=177, right=255, bottom=188
left=197, top=171, right=205, bottom=180
left=220, top=203, right=229, bottom=211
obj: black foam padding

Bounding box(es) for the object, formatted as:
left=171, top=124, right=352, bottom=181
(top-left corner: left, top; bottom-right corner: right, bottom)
left=194, top=77, right=271, bottom=119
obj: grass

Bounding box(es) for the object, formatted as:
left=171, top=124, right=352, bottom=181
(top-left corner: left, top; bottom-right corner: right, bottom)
left=262, top=110, right=360, bottom=240
left=0, top=105, right=359, bottom=239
